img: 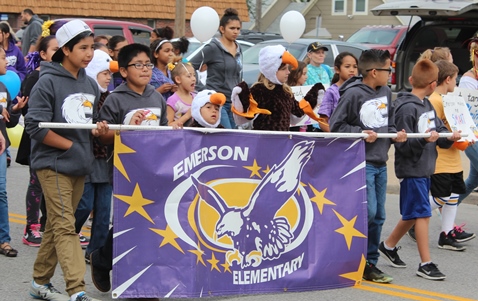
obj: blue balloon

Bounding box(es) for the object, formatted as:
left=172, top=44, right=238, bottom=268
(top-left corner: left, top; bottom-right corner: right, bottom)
left=0, top=70, right=21, bottom=98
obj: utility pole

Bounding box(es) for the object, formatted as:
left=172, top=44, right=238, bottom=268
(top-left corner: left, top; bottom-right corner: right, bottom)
left=175, top=0, right=186, bottom=37
left=255, top=0, right=262, bottom=32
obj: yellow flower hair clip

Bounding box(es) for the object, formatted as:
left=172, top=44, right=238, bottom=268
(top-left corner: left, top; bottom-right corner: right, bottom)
left=41, top=20, right=55, bottom=37
left=167, top=62, right=177, bottom=71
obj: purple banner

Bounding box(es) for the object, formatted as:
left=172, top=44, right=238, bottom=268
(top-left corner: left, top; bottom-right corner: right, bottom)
left=112, top=130, right=367, bottom=298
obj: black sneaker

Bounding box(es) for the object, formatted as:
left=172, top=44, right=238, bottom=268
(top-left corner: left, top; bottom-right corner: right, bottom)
left=438, top=231, right=466, bottom=251
left=453, top=224, right=476, bottom=243
left=363, top=262, right=393, bottom=283
left=416, top=262, right=446, bottom=280
left=407, top=225, right=416, bottom=242
left=85, top=252, right=90, bottom=264
left=90, top=250, right=111, bottom=292
left=379, top=241, right=407, bottom=268
left=23, top=224, right=42, bottom=247
left=78, top=232, right=90, bottom=249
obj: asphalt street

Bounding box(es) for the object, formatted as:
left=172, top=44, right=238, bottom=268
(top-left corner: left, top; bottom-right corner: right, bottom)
left=1, top=147, right=478, bottom=301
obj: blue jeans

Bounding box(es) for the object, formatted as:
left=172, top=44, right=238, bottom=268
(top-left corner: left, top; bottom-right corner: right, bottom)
left=365, top=163, right=387, bottom=265
left=459, top=144, right=478, bottom=204
left=75, top=182, right=112, bottom=255
left=220, top=102, right=236, bottom=129
left=0, top=152, right=9, bottom=244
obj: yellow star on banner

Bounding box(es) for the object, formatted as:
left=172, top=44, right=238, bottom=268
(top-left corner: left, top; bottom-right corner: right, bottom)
left=221, top=260, right=232, bottom=273
left=207, top=252, right=221, bottom=272
left=189, top=245, right=206, bottom=266
left=114, top=133, right=136, bottom=182
left=333, top=209, right=366, bottom=250
left=115, top=183, right=154, bottom=223
left=262, top=165, right=270, bottom=175
left=309, top=184, right=336, bottom=214
left=339, top=254, right=366, bottom=286
left=244, top=159, right=262, bottom=178
left=150, top=225, right=184, bottom=254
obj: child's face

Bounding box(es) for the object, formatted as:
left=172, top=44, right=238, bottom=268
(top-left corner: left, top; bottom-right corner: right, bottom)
left=154, top=42, right=174, bottom=65
left=276, top=64, right=291, bottom=84
left=446, top=73, right=458, bottom=93
left=40, top=38, right=59, bottom=62
left=120, top=52, right=153, bottom=89
left=0, top=48, right=6, bottom=75
left=201, top=103, right=220, bottom=125
left=97, top=70, right=112, bottom=89
left=298, top=67, right=308, bottom=86
left=175, top=65, right=196, bottom=93
left=150, top=31, right=159, bottom=44
left=375, top=59, right=391, bottom=87
left=109, top=40, right=128, bottom=60
left=338, top=55, right=358, bottom=82
left=307, top=49, right=326, bottom=66
left=63, top=36, right=95, bottom=69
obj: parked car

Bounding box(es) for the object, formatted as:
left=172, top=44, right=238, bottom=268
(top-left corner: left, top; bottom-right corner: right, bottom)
left=372, top=1, right=478, bottom=91
left=347, top=25, right=408, bottom=85
left=242, top=39, right=370, bottom=86
left=237, top=30, right=282, bottom=43
left=54, top=18, right=152, bottom=45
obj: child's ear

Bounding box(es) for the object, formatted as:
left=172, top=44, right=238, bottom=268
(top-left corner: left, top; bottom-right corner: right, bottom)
left=334, top=66, right=340, bottom=73
left=119, top=67, right=128, bottom=79
left=174, top=75, right=181, bottom=84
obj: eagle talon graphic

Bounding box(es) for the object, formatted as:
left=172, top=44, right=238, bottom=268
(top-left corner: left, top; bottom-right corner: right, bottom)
left=191, top=141, right=315, bottom=268
left=226, top=249, right=242, bottom=266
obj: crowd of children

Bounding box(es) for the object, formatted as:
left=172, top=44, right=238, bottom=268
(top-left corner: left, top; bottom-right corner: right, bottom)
left=0, top=8, right=478, bottom=301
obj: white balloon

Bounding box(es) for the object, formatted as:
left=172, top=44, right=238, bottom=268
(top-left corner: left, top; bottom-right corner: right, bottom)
left=190, top=6, right=220, bottom=43
left=280, top=11, right=306, bottom=44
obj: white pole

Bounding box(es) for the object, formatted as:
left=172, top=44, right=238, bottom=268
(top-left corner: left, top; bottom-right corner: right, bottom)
left=38, top=122, right=466, bottom=139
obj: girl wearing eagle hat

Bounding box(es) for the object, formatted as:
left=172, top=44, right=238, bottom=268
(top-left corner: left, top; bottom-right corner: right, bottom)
left=232, top=44, right=328, bottom=131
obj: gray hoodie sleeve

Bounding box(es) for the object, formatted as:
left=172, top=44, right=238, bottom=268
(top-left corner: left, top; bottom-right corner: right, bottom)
left=25, top=83, right=55, bottom=143
left=329, top=92, right=364, bottom=133
left=393, top=107, right=428, bottom=158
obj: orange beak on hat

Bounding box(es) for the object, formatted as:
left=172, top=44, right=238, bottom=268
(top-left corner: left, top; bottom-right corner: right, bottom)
left=210, top=93, right=226, bottom=106
left=109, top=61, right=119, bottom=73
left=282, top=51, right=298, bottom=70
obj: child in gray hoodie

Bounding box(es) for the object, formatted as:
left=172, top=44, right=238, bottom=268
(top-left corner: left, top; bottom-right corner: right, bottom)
left=380, top=59, right=461, bottom=281
left=25, top=20, right=107, bottom=301
left=330, top=49, right=406, bottom=284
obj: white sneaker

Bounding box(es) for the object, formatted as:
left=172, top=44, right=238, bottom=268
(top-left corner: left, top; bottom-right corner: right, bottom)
left=29, top=280, right=70, bottom=301
left=71, top=291, right=101, bottom=301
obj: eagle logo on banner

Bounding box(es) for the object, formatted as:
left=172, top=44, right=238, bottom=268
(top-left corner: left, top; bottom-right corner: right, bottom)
left=190, top=141, right=313, bottom=268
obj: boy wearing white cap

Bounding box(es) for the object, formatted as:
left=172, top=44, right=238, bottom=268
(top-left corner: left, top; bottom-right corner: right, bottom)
left=25, top=19, right=107, bottom=301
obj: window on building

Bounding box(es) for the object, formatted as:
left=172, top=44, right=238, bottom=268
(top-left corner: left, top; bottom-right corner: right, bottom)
left=333, top=0, right=346, bottom=15
left=353, top=0, right=367, bottom=14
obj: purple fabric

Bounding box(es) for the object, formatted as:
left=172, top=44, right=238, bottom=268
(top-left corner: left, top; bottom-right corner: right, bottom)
left=5, top=40, right=27, bottom=81
left=112, top=130, right=367, bottom=298
left=318, top=84, right=340, bottom=117
left=150, top=66, right=174, bottom=100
